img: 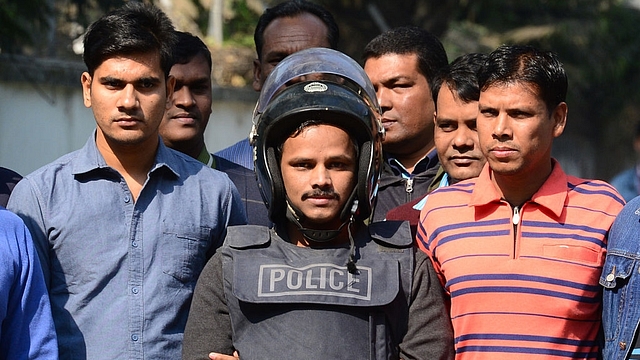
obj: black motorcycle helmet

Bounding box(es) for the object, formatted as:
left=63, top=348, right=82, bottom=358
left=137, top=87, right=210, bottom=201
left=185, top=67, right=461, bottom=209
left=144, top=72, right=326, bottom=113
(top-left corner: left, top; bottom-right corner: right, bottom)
left=251, top=48, right=384, bottom=242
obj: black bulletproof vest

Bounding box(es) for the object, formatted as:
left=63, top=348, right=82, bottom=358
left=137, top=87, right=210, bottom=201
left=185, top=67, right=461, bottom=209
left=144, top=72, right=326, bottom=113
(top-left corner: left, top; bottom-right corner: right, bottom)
left=220, top=221, right=414, bottom=360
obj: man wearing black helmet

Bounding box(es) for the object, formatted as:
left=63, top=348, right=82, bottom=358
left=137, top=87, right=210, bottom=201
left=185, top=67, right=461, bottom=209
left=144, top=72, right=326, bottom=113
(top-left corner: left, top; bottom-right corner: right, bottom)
left=182, top=48, right=453, bottom=360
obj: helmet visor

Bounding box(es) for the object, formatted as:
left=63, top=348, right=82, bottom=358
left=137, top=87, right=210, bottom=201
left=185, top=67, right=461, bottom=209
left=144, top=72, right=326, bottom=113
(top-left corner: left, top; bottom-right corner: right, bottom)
left=255, top=48, right=379, bottom=115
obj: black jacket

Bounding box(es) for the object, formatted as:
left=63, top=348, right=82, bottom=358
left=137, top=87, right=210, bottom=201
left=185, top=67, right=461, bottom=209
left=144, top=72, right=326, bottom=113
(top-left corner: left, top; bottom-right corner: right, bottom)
left=372, top=159, right=440, bottom=222
left=214, top=156, right=271, bottom=227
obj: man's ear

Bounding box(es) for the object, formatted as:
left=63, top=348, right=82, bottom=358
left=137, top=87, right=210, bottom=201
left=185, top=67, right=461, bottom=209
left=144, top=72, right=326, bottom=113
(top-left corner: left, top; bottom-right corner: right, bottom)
left=81, top=72, right=92, bottom=108
left=252, top=59, right=262, bottom=92
left=633, top=136, right=640, bottom=154
left=551, top=102, right=568, bottom=138
left=165, top=75, right=176, bottom=110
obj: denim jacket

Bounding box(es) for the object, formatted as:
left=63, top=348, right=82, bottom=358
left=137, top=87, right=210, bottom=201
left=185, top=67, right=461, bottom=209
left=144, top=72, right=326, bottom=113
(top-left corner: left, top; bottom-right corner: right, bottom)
left=601, top=195, right=640, bottom=360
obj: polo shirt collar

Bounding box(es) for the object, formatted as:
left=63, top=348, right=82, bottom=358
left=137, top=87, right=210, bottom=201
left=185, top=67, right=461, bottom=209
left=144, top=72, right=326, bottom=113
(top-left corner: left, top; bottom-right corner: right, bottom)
left=470, top=159, right=567, bottom=218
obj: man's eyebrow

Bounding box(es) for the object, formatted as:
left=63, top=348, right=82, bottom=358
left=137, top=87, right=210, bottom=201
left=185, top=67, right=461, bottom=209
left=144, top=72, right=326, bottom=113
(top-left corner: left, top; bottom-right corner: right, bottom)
left=97, top=75, right=162, bottom=84
left=136, top=76, right=162, bottom=84
left=286, top=155, right=313, bottom=162
left=190, top=77, right=211, bottom=85
left=327, top=153, right=356, bottom=163
left=263, top=50, right=290, bottom=60
left=478, top=103, right=496, bottom=111
left=287, top=154, right=354, bottom=162
left=98, top=75, right=121, bottom=83
left=382, top=75, right=412, bottom=83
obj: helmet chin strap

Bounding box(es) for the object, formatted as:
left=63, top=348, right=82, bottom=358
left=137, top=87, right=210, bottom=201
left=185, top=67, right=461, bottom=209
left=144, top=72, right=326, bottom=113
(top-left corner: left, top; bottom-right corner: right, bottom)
left=285, top=193, right=360, bottom=274
left=284, top=195, right=359, bottom=243
left=285, top=201, right=347, bottom=242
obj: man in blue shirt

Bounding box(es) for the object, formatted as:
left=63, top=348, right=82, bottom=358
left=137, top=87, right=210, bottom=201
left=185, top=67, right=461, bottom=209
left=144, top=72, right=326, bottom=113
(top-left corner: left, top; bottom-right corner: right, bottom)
left=0, top=207, right=58, bottom=359
left=8, top=3, right=246, bottom=359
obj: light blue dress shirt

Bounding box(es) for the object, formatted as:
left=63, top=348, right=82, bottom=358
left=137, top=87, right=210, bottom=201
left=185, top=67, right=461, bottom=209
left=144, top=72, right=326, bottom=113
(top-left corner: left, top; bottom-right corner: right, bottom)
left=8, top=133, right=247, bottom=359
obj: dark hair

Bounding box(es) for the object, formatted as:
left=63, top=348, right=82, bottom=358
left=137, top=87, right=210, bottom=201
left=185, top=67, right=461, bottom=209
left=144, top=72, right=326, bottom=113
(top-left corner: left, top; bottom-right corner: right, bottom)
left=478, top=44, right=567, bottom=113
left=173, top=31, right=212, bottom=71
left=254, top=0, right=339, bottom=60
left=83, top=2, right=177, bottom=77
left=362, top=26, right=448, bottom=85
left=431, top=53, right=487, bottom=108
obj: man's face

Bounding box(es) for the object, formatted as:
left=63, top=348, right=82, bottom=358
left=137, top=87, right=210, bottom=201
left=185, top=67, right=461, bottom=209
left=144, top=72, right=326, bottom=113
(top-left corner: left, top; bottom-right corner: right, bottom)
left=477, top=82, right=566, bottom=178
left=280, top=124, right=357, bottom=229
left=434, top=84, right=486, bottom=181
left=364, top=53, right=435, bottom=158
left=253, top=13, right=330, bottom=91
left=82, top=52, right=173, bottom=149
left=159, top=54, right=212, bottom=154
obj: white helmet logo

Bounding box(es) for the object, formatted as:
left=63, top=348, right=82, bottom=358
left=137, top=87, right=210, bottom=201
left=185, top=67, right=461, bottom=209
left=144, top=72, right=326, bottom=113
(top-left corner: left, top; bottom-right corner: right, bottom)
left=303, top=82, right=328, bottom=93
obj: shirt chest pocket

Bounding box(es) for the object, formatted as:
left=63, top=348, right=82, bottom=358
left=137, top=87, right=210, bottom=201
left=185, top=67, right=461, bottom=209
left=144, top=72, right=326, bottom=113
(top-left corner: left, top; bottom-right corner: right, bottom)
left=162, top=224, right=213, bottom=284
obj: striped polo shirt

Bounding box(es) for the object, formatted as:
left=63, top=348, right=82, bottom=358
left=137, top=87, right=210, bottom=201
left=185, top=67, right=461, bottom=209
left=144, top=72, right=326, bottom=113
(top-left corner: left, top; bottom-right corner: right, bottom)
left=417, top=160, right=624, bottom=359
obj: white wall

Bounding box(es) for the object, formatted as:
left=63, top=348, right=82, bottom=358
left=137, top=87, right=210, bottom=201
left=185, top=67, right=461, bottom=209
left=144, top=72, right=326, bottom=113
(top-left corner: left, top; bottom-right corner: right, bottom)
left=206, top=94, right=256, bottom=153
left=0, top=81, right=255, bottom=176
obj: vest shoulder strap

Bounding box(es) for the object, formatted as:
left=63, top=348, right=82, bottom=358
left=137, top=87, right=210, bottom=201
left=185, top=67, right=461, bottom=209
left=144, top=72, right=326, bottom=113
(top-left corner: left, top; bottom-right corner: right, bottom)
left=368, top=220, right=413, bottom=248
left=226, top=225, right=271, bottom=249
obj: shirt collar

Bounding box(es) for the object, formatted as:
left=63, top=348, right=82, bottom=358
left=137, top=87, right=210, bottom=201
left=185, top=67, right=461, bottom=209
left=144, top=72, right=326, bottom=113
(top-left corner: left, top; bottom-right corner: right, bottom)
left=386, top=148, right=439, bottom=177
left=469, top=159, right=567, bottom=218
left=72, top=130, right=180, bottom=178
left=196, top=146, right=214, bottom=168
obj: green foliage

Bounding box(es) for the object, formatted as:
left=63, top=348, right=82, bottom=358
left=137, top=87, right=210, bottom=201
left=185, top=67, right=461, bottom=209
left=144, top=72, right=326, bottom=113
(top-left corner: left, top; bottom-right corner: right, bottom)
left=458, top=0, right=602, bottom=29
left=224, top=0, right=260, bottom=47
left=190, top=0, right=209, bottom=35
left=0, top=0, right=52, bottom=53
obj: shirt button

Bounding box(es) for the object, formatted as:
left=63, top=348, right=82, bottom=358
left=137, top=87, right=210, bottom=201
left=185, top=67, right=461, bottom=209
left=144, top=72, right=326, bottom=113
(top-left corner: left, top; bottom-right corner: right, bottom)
left=132, top=287, right=139, bottom=294
left=619, top=341, right=627, bottom=350
left=124, top=195, right=131, bottom=203
left=606, top=273, right=615, bottom=282
left=132, top=241, right=138, bottom=248
left=131, top=334, right=139, bottom=342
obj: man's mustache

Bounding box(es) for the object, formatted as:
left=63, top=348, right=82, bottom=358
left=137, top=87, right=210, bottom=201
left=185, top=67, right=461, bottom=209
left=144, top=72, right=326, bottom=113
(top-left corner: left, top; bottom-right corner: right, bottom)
left=301, top=189, right=339, bottom=200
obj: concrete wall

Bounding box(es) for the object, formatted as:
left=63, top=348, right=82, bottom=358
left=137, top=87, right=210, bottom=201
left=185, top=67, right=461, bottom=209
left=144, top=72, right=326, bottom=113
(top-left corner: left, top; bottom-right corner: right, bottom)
left=0, top=54, right=255, bottom=176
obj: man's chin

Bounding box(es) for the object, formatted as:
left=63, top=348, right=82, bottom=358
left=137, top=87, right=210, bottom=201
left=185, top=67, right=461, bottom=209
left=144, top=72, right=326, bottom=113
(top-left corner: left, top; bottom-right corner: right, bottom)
left=300, top=216, right=343, bottom=230
left=447, top=166, right=485, bottom=182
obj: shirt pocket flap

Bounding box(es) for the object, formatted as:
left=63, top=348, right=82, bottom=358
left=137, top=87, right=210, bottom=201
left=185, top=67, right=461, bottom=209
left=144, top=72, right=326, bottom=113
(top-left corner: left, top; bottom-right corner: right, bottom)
left=600, top=253, right=636, bottom=289
left=162, top=223, right=213, bottom=283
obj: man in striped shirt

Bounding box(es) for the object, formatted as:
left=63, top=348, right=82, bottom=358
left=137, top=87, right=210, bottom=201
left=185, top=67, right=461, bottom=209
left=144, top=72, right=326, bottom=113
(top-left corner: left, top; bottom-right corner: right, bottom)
left=417, top=44, right=624, bottom=359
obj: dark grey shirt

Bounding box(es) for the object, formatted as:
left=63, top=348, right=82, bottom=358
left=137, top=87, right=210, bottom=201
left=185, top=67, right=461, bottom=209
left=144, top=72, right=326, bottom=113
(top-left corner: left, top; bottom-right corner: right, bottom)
left=8, top=134, right=247, bottom=359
